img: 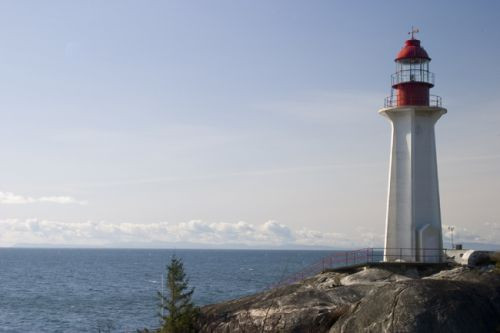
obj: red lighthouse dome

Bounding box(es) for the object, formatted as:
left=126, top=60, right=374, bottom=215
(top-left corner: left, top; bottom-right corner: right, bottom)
left=395, top=39, right=430, bottom=62
left=384, top=29, right=442, bottom=108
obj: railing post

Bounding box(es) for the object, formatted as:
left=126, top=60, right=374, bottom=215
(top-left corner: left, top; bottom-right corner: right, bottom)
left=400, top=248, right=402, bottom=261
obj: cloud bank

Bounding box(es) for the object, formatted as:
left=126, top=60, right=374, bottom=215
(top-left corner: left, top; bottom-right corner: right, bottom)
left=0, top=219, right=381, bottom=248
left=0, top=191, right=86, bottom=205
left=0, top=219, right=496, bottom=249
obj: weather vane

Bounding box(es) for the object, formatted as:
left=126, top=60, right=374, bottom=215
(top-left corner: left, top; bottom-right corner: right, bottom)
left=408, top=26, right=419, bottom=39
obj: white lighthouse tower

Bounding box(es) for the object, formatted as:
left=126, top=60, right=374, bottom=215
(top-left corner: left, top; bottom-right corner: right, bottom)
left=380, top=30, right=446, bottom=263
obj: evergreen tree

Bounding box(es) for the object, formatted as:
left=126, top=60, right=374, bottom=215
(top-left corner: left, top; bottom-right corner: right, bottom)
left=158, top=256, right=199, bottom=333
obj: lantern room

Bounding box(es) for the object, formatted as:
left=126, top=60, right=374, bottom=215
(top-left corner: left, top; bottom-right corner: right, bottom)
left=384, top=30, right=442, bottom=107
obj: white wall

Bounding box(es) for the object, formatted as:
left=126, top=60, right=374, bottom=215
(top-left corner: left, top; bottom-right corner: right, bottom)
left=380, top=106, right=446, bottom=262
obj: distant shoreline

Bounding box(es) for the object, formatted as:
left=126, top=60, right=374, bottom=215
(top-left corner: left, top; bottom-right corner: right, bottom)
left=3, top=242, right=500, bottom=251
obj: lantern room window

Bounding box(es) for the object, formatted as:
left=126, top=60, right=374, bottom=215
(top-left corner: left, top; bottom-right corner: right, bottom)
left=392, top=58, right=434, bottom=86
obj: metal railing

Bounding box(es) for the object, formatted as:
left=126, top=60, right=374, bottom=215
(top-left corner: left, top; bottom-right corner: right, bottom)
left=270, top=248, right=375, bottom=288
left=270, top=247, right=448, bottom=288
left=391, top=69, right=435, bottom=86
left=382, top=247, right=445, bottom=263
left=384, top=94, right=442, bottom=108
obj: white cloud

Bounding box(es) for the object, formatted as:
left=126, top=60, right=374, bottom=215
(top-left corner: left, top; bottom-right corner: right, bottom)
left=0, top=219, right=378, bottom=248
left=38, top=196, right=86, bottom=205
left=442, top=223, right=500, bottom=245
left=0, top=192, right=34, bottom=204
left=0, top=191, right=86, bottom=205
left=1, top=219, right=496, bottom=249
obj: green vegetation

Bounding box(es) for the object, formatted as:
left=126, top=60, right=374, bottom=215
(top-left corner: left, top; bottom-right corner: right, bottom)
left=137, top=256, right=199, bottom=333
left=158, top=256, right=199, bottom=333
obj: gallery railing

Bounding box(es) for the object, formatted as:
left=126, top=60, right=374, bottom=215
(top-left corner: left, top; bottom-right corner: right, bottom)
left=384, top=94, right=442, bottom=107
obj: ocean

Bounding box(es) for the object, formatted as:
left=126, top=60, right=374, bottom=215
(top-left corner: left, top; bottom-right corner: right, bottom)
left=0, top=248, right=333, bottom=332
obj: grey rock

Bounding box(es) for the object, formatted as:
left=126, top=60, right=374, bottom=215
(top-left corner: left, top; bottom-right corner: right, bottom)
left=198, top=266, right=500, bottom=333
left=330, top=279, right=500, bottom=333
left=340, top=267, right=415, bottom=286
left=198, top=272, right=373, bottom=333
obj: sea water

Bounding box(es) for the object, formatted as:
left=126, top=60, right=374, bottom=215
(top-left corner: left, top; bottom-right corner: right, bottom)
left=0, top=248, right=333, bottom=332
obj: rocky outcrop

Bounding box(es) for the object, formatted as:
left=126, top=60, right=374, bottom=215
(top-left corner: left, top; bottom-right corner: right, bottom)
left=198, top=262, right=500, bottom=333
left=330, top=279, right=499, bottom=333
left=339, top=267, right=416, bottom=286
left=199, top=272, right=372, bottom=333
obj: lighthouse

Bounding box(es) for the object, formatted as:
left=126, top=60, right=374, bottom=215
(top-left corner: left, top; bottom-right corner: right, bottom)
left=380, top=29, right=446, bottom=263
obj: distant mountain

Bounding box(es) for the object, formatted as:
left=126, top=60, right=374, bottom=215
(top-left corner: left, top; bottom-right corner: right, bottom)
left=10, top=243, right=99, bottom=249
left=9, top=241, right=499, bottom=251
left=9, top=241, right=358, bottom=251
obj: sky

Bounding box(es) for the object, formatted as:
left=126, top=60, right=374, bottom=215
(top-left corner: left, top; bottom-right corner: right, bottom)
left=0, top=1, right=499, bottom=248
